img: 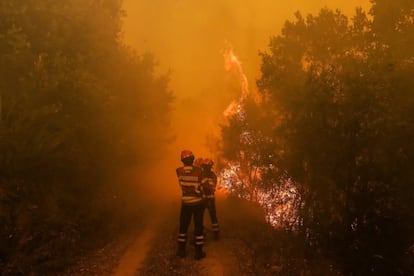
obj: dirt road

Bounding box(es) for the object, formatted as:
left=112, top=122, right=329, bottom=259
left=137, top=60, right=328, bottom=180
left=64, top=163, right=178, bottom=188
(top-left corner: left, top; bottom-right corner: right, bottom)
left=65, top=195, right=266, bottom=275
left=112, top=218, right=162, bottom=276
left=122, top=195, right=259, bottom=275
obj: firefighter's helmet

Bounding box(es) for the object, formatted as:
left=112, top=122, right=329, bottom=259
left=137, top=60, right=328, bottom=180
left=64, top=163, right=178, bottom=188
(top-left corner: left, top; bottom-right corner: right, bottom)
left=180, top=150, right=194, bottom=161
left=202, top=158, right=214, bottom=167
left=194, top=157, right=204, bottom=167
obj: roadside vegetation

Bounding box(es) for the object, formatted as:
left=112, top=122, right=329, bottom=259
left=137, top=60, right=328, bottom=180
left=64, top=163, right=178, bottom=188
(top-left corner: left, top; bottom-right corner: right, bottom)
left=1, top=0, right=413, bottom=275
left=0, top=1, right=172, bottom=274
left=217, top=1, right=414, bottom=274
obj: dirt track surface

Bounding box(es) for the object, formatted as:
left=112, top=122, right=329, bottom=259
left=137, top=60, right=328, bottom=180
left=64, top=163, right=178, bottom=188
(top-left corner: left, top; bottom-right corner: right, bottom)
left=64, top=194, right=266, bottom=276
left=112, top=218, right=161, bottom=276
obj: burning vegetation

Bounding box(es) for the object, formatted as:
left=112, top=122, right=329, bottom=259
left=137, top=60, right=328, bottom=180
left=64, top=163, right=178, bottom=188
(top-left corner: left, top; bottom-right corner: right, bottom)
left=216, top=3, right=414, bottom=274
left=219, top=44, right=299, bottom=228
left=1, top=0, right=414, bottom=275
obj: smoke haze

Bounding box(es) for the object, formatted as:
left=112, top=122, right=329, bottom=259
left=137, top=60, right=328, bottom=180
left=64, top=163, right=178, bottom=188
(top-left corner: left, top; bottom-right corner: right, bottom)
left=122, top=0, right=370, bottom=162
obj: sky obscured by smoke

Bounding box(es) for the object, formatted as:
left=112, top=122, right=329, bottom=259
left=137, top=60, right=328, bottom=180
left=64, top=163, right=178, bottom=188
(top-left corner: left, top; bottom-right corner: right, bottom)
left=121, top=0, right=371, bottom=163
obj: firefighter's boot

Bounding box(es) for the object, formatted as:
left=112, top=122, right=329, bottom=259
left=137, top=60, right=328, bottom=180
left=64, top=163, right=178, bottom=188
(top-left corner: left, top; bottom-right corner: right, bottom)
left=177, top=242, right=186, bottom=258
left=195, top=245, right=206, bottom=260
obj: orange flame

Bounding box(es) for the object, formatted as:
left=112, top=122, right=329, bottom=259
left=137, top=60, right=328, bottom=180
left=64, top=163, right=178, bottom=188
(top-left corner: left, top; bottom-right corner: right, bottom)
left=220, top=42, right=298, bottom=228
left=222, top=42, right=249, bottom=118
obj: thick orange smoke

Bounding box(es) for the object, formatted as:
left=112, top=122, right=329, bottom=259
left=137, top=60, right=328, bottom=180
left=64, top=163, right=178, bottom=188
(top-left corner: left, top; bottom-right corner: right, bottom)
left=122, top=1, right=370, bottom=163
left=121, top=0, right=371, bottom=201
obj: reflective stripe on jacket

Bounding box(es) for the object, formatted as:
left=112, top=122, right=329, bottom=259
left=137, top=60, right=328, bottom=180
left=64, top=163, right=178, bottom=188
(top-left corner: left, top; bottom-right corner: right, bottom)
left=176, top=165, right=203, bottom=205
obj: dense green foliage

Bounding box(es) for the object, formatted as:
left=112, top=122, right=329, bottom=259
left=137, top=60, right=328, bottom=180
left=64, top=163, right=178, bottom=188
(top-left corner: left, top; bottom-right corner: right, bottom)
left=218, top=0, right=414, bottom=274
left=0, top=0, right=172, bottom=273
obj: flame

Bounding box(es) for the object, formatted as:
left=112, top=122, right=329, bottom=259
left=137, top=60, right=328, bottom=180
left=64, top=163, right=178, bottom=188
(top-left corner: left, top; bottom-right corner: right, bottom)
left=218, top=162, right=298, bottom=228
left=222, top=42, right=249, bottom=118
left=222, top=43, right=249, bottom=99
left=223, top=100, right=245, bottom=119
left=220, top=42, right=298, bottom=228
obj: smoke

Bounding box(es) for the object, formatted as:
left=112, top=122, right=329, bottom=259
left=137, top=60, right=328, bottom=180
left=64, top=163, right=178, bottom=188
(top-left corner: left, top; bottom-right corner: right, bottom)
left=121, top=0, right=371, bottom=199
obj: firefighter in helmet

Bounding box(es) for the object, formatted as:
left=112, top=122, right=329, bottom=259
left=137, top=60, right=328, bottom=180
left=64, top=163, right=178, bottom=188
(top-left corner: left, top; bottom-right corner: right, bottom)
left=176, top=150, right=206, bottom=260
left=201, top=158, right=220, bottom=240
left=193, top=157, right=204, bottom=168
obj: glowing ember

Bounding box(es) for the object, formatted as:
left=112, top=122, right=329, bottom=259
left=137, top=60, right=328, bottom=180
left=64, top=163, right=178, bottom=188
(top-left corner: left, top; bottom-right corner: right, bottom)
left=218, top=162, right=299, bottom=228
left=223, top=100, right=246, bottom=120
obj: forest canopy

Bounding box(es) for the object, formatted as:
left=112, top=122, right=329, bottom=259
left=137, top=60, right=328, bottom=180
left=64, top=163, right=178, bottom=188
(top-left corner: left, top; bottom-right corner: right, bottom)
left=218, top=0, right=414, bottom=273
left=0, top=0, right=172, bottom=273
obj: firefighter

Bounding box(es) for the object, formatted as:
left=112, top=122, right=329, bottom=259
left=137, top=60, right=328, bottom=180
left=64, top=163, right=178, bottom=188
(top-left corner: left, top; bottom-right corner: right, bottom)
left=201, top=158, right=220, bottom=240
left=176, top=150, right=206, bottom=260
left=193, top=157, right=204, bottom=168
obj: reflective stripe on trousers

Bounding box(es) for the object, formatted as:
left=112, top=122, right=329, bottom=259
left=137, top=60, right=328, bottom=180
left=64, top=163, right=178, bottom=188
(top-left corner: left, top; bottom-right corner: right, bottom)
left=177, top=233, right=187, bottom=243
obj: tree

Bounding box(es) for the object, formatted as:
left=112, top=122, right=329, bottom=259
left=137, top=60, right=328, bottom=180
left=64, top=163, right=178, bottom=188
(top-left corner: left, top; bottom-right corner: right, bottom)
left=251, top=5, right=413, bottom=274
left=218, top=95, right=300, bottom=228
left=0, top=0, right=173, bottom=273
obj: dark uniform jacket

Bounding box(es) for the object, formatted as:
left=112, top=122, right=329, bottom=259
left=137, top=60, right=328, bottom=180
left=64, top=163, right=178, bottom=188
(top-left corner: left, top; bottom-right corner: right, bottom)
left=201, top=170, right=217, bottom=199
